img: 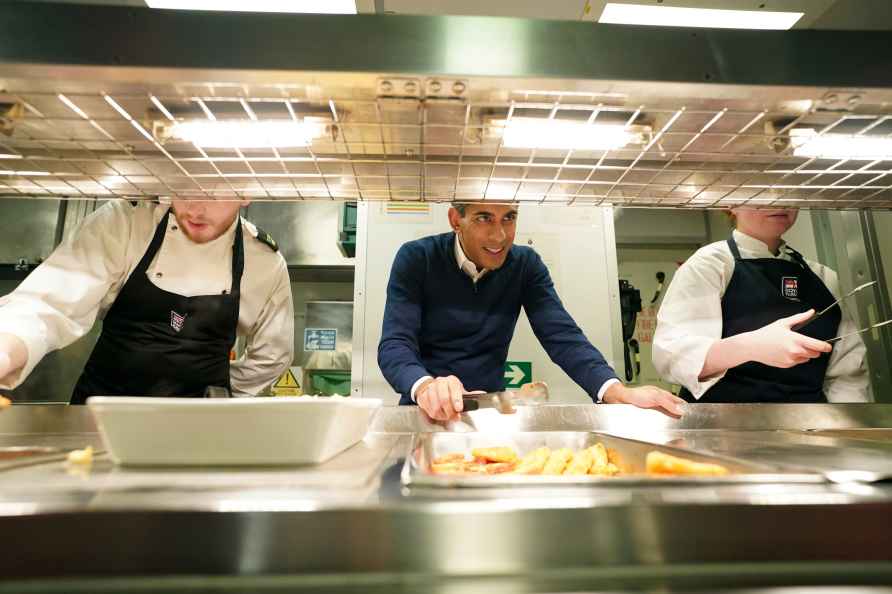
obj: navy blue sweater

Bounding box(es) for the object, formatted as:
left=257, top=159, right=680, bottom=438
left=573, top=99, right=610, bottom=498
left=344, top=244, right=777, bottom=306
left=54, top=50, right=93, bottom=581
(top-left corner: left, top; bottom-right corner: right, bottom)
left=377, top=232, right=619, bottom=405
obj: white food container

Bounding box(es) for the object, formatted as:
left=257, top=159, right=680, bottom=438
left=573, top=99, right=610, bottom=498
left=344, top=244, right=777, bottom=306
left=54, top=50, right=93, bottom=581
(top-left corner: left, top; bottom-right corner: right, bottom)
left=87, top=396, right=382, bottom=466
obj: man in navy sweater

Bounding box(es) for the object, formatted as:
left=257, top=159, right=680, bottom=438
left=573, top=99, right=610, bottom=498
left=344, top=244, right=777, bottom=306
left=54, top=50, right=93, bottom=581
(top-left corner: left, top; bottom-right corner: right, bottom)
left=377, top=202, right=685, bottom=421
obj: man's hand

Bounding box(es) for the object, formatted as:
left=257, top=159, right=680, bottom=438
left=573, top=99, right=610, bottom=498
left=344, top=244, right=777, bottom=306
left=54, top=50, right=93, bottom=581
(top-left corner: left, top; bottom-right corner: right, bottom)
left=416, top=375, right=467, bottom=421
left=602, top=383, right=685, bottom=418
left=744, top=309, right=832, bottom=368
left=0, top=333, right=27, bottom=385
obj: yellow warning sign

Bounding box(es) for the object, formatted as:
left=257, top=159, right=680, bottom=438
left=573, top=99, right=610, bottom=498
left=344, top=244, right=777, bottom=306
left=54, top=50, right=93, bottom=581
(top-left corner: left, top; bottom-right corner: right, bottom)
left=272, top=368, right=302, bottom=397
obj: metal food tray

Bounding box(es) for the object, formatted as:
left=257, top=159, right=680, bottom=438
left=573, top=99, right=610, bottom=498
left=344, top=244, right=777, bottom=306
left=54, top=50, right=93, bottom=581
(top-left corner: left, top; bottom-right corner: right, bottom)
left=401, top=431, right=825, bottom=488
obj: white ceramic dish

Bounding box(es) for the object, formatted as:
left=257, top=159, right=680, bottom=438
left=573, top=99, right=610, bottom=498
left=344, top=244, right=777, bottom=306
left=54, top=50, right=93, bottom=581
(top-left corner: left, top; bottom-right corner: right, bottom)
left=87, top=396, right=382, bottom=466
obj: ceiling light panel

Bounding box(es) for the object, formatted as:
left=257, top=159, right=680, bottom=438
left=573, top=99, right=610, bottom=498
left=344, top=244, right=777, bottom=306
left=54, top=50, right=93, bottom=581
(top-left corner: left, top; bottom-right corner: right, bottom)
left=145, top=0, right=357, bottom=14
left=791, top=129, right=892, bottom=160
left=599, top=3, right=803, bottom=30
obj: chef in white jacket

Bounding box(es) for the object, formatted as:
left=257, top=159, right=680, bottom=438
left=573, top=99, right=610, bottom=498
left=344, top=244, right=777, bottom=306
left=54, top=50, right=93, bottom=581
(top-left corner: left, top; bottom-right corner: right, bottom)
left=653, top=208, right=868, bottom=403
left=0, top=199, right=294, bottom=403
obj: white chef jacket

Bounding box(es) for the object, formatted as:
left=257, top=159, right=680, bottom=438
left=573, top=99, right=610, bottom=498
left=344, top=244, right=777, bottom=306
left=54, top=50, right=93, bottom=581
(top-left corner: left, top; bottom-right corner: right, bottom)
left=652, top=229, right=869, bottom=402
left=0, top=200, right=294, bottom=396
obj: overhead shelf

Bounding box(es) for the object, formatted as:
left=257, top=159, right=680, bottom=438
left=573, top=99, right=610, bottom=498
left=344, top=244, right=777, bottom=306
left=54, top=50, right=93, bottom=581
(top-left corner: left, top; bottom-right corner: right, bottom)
left=1, top=3, right=891, bottom=209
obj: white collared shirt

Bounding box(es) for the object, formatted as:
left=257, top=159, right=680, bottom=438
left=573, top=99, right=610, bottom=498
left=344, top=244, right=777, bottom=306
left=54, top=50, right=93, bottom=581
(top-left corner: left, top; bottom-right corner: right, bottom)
left=454, top=234, right=488, bottom=284
left=0, top=200, right=294, bottom=397
left=652, top=229, right=869, bottom=402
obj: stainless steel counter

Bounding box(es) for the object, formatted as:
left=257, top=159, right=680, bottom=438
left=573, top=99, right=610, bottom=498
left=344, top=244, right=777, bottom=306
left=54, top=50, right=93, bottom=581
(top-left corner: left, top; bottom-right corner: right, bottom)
left=3, top=403, right=892, bottom=591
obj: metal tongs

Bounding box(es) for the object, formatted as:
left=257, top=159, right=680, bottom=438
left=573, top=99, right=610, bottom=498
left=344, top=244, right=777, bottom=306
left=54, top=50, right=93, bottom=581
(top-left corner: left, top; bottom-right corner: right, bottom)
left=461, top=381, right=549, bottom=414
left=793, top=280, right=877, bottom=332
left=829, top=318, right=892, bottom=343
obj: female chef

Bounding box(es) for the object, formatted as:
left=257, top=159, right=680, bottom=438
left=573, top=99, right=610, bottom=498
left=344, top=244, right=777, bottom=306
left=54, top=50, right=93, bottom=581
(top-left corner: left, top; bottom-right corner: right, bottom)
left=653, top=208, right=868, bottom=403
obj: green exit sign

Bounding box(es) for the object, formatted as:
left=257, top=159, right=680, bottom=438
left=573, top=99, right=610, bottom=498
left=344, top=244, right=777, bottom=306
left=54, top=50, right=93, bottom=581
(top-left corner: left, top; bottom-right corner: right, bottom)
left=504, top=361, right=532, bottom=389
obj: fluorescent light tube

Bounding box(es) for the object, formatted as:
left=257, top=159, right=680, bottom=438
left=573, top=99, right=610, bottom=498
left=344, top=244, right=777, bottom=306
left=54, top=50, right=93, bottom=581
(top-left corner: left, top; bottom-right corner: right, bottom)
left=0, top=154, right=23, bottom=159
left=791, top=129, right=892, bottom=160
left=599, top=3, right=803, bottom=30
left=168, top=120, right=324, bottom=149
left=498, top=118, right=643, bottom=151
left=145, top=0, right=357, bottom=14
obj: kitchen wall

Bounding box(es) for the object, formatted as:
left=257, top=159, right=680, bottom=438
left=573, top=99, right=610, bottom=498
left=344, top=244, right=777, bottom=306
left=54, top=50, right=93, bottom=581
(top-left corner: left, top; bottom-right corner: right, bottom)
left=873, top=211, right=892, bottom=310
left=291, top=281, right=354, bottom=367
left=250, top=202, right=356, bottom=393
left=246, top=202, right=354, bottom=267
left=614, top=209, right=707, bottom=390
left=0, top=199, right=61, bottom=265
left=615, top=246, right=697, bottom=390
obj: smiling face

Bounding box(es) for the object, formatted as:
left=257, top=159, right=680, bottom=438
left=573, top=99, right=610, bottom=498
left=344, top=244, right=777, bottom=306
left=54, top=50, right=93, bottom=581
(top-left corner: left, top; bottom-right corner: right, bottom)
left=171, top=199, right=249, bottom=244
left=448, top=203, right=518, bottom=271
left=731, top=207, right=799, bottom=243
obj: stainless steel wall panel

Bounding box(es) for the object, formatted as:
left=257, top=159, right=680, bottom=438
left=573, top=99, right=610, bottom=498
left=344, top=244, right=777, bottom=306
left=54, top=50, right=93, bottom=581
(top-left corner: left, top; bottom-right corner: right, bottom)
left=0, top=199, right=60, bottom=263
left=2, top=4, right=892, bottom=88
left=247, top=202, right=354, bottom=266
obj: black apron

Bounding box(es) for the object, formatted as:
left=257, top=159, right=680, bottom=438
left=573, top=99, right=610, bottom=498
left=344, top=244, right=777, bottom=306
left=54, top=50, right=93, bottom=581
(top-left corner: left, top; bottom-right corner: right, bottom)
left=680, top=235, right=840, bottom=404
left=71, top=209, right=243, bottom=404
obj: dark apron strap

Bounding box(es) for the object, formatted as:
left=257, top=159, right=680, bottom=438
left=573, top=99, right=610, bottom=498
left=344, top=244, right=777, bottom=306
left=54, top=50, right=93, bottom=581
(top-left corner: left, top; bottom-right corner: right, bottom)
left=134, top=209, right=172, bottom=276
left=726, top=236, right=743, bottom=260
left=229, top=217, right=245, bottom=296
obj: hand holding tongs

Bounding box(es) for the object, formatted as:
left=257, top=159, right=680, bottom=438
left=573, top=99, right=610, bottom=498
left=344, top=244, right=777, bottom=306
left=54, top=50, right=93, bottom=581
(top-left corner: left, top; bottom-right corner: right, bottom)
left=793, top=280, right=877, bottom=332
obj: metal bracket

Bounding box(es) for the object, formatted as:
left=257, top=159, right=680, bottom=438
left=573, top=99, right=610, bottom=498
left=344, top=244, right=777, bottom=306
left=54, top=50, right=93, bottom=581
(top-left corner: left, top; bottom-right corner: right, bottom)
left=424, top=78, right=468, bottom=100
left=815, top=90, right=863, bottom=112
left=764, top=119, right=795, bottom=154
left=377, top=77, right=468, bottom=100
left=377, top=77, right=422, bottom=99
left=0, top=102, right=24, bottom=136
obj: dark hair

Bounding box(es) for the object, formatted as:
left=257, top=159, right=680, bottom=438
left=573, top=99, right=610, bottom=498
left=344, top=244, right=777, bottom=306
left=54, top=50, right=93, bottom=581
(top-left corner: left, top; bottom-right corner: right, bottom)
left=452, top=203, right=470, bottom=216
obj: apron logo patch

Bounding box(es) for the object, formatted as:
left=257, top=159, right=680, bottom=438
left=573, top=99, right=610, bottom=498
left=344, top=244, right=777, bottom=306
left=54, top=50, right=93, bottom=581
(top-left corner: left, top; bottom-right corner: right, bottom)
left=170, top=311, right=186, bottom=332
left=782, top=277, right=799, bottom=299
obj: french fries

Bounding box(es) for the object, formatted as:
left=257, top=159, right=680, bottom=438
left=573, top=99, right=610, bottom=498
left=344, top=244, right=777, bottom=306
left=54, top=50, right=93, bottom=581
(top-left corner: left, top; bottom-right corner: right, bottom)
left=515, top=447, right=551, bottom=475
left=645, top=451, right=729, bottom=477
left=432, top=452, right=466, bottom=465
left=471, top=447, right=518, bottom=464
left=66, top=446, right=94, bottom=465
left=428, top=443, right=728, bottom=479
left=484, top=462, right=517, bottom=474
left=589, top=443, right=609, bottom=468
left=542, top=448, right=574, bottom=475
left=563, top=448, right=593, bottom=475
left=587, top=443, right=621, bottom=476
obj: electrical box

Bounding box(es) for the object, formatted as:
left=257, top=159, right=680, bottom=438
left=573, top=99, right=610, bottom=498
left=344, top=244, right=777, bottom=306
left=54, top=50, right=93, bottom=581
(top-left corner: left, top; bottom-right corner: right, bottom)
left=338, top=203, right=358, bottom=257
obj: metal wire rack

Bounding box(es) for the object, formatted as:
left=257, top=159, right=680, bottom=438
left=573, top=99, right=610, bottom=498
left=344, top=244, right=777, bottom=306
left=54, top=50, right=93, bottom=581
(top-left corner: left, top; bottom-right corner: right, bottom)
left=2, top=85, right=891, bottom=209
